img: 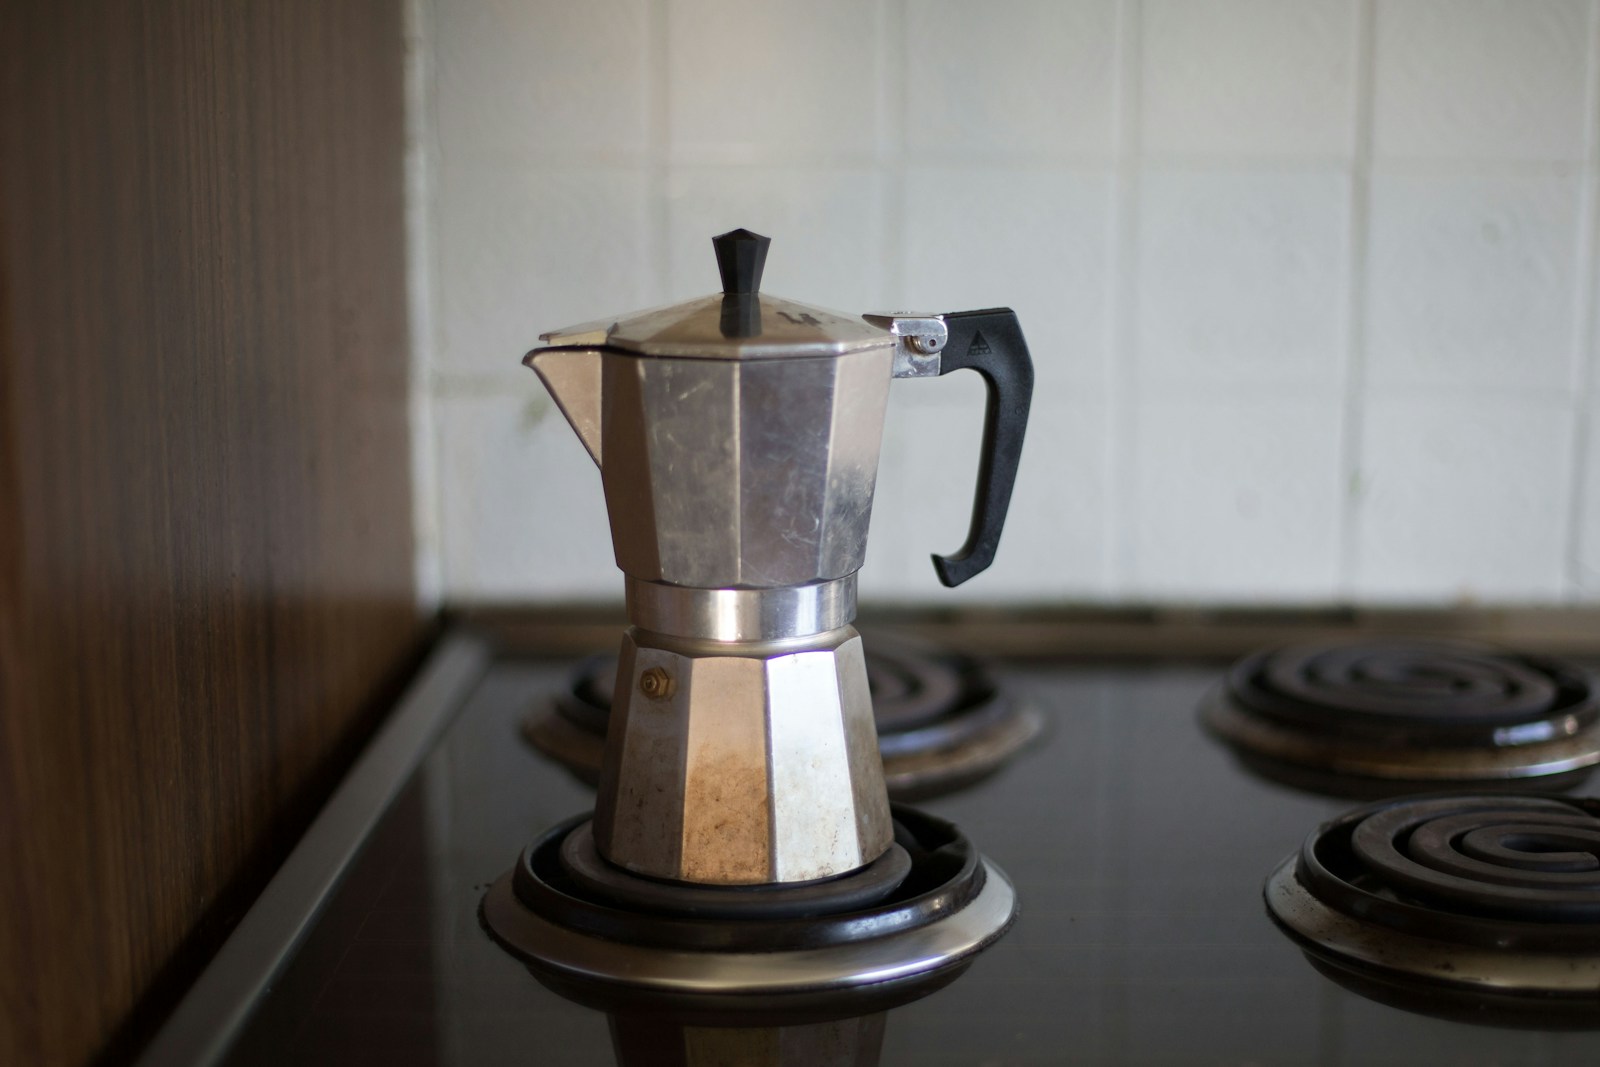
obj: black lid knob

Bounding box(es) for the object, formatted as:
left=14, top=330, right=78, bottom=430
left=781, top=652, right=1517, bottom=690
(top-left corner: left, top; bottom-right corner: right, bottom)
left=712, top=228, right=770, bottom=294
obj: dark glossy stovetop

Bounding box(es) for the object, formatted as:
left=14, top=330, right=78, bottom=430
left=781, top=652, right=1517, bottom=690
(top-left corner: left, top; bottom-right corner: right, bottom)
left=216, top=649, right=1600, bottom=1065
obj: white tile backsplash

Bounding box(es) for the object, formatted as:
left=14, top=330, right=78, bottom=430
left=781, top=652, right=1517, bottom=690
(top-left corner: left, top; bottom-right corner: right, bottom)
left=1353, top=397, right=1576, bottom=600
left=1372, top=0, right=1593, bottom=162
left=873, top=386, right=1113, bottom=601
left=1127, top=394, right=1344, bottom=600
left=666, top=0, right=882, bottom=162
left=433, top=0, right=651, bottom=162
left=435, top=166, right=654, bottom=381
left=436, top=390, right=619, bottom=599
left=665, top=168, right=888, bottom=307
left=419, top=0, right=1600, bottom=606
left=902, top=168, right=1115, bottom=393
left=1364, top=171, right=1584, bottom=394
left=1137, top=169, right=1351, bottom=390
left=904, top=0, right=1119, bottom=160
left=1141, top=0, right=1359, bottom=159
left=1575, top=412, right=1600, bottom=597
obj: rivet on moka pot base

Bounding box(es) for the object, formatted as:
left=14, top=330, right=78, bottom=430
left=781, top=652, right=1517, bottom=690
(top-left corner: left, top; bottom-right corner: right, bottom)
left=482, top=230, right=1032, bottom=991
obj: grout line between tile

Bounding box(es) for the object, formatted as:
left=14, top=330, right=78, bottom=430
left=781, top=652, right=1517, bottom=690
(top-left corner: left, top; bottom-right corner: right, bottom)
left=881, top=0, right=907, bottom=305
left=1335, top=0, right=1377, bottom=601
left=648, top=0, right=671, bottom=300
left=874, top=0, right=912, bottom=594
left=1560, top=0, right=1600, bottom=599
left=405, top=0, right=444, bottom=607
left=409, top=151, right=1594, bottom=175
left=1106, top=0, right=1141, bottom=599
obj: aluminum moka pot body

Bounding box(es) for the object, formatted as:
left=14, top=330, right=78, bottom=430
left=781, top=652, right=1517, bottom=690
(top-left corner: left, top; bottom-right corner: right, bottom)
left=525, top=230, right=1034, bottom=887
left=584, top=328, right=892, bottom=591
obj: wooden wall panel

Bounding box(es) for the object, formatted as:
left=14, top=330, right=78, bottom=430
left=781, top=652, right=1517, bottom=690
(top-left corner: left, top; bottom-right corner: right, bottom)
left=0, top=4, right=422, bottom=1063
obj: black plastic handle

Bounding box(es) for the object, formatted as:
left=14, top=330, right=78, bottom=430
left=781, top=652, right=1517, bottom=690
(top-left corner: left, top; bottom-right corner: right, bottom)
left=930, top=309, right=1034, bottom=587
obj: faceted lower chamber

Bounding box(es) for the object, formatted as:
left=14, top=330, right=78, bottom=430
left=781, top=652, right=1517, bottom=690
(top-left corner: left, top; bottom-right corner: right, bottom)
left=1203, top=638, right=1600, bottom=794
left=593, top=628, right=891, bottom=886
left=525, top=633, right=1042, bottom=801
left=484, top=632, right=1023, bottom=997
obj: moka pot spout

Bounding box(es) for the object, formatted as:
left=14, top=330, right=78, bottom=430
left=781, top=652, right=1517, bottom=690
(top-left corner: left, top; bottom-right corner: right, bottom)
left=524, top=347, right=603, bottom=469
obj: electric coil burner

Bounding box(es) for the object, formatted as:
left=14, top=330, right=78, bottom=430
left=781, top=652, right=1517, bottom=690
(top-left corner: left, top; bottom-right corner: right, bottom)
left=1202, top=639, right=1600, bottom=795
left=1266, top=794, right=1600, bottom=1027
left=482, top=804, right=1013, bottom=1000
left=523, top=634, right=1043, bottom=800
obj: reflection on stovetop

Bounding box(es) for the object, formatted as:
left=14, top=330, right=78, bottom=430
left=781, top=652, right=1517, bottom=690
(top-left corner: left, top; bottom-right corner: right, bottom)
left=528, top=959, right=968, bottom=1067
left=218, top=652, right=1600, bottom=1066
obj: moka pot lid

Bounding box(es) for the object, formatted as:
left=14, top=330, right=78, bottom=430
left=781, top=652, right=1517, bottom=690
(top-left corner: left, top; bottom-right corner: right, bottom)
left=534, top=229, right=895, bottom=360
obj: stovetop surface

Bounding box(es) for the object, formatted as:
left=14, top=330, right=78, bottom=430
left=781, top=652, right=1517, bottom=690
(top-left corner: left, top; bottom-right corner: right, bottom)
left=218, top=651, right=1600, bottom=1065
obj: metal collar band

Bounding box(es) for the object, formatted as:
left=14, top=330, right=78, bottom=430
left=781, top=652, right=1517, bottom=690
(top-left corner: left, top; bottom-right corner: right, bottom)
left=625, top=575, right=857, bottom=642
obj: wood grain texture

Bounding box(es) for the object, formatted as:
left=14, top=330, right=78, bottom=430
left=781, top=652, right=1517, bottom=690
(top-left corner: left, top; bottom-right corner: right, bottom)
left=0, top=3, right=422, bottom=1063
